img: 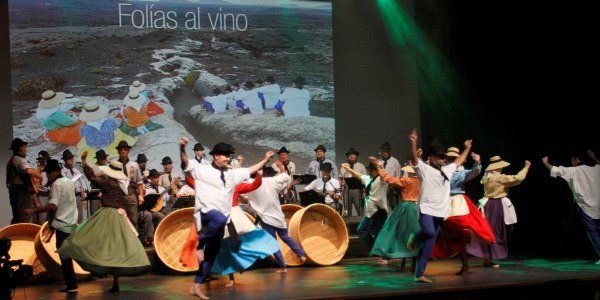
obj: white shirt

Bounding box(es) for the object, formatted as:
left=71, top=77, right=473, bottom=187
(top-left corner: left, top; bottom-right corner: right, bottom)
left=551, top=165, right=600, bottom=219
left=146, top=184, right=171, bottom=207
left=281, top=87, right=310, bottom=117
left=247, top=173, right=292, bottom=229
left=361, top=175, right=389, bottom=217
left=61, top=167, right=85, bottom=194
left=205, top=94, right=228, bottom=114
left=272, top=161, right=296, bottom=175
left=305, top=177, right=340, bottom=203
left=234, top=89, right=264, bottom=114
left=257, top=83, right=281, bottom=109
left=307, top=158, right=338, bottom=179
left=185, top=159, right=250, bottom=217
left=122, top=159, right=143, bottom=185
left=379, top=156, right=402, bottom=178
left=49, top=177, right=78, bottom=233
left=413, top=159, right=457, bottom=218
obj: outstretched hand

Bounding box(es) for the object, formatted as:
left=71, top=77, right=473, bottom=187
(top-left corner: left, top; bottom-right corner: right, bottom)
left=179, top=136, right=189, bottom=147
left=263, top=151, right=275, bottom=160
left=464, top=139, right=473, bottom=149
left=471, top=152, right=480, bottom=163
left=341, top=163, right=350, bottom=170
left=524, top=160, right=532, bottom=169
left=409, top=129, right=418, bottom=143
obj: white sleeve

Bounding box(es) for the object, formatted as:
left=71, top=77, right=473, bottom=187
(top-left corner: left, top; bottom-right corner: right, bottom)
left=48, top=183, right=59, bottom=206
left=442, top=163, right=458, bottom=179
left=550, top=166, right=574, bottom=180
left=305, top=179, right=316, bottom=191
left=232, top=168, right=251, bottom=185
left=331, top=179, right=340, bottom=189
left=413, top=159, right=428, bottom=180
left=360, top=175, right=371, bottom=186
left=184, top=159, right=200, bottom=173
left=273, top=173, right=292, bottom=190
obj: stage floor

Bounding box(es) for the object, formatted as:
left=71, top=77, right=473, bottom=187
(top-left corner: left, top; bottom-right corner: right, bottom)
left=12, top=258, right=600, bottom=299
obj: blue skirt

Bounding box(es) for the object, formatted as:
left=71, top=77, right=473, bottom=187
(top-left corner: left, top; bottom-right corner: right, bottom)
left=211, top=227, right=280, bottom=275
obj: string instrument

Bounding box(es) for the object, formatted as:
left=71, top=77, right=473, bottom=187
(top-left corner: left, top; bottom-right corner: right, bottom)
left=140, top=178, right=179, bottom=212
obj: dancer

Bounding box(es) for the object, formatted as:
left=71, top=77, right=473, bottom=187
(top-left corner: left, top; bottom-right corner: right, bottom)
left=61, top=150, right=87, bottom=223
left=466, top=156, right=531, bottom=268
left=433, top=148, right=496, bottom=275
left=342, top=161, right=389, bottom=248
left=369, top=158, right=421, bottom=270
left=542, top=150, right=600, bottom=264
left=406, top=129, right=472, bottom=283
left=179, top=137, right=274, bottom=299
left=59, top=151, right=150, bottom=293
left=246, top=161, right=308, bottom=273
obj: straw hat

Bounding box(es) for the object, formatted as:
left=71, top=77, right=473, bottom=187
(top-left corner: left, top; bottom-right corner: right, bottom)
left=401, top=165, right=416, bottom=174
left=78, top=101, right=109, bottom=122
left=445, top=147, right=460, bottom=158
left=129, top=81, right=146, bottom=93
left=123, top=91, right=144, bottom=107
left=38, top=90, right=66, bottom=109
left=486, top=155, right=510, bottom=171
left=99, top=161, right=128, bottom=180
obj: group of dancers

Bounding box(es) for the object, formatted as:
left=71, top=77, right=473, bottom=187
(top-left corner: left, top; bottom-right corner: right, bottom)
left=5, top=127, right=600, bottom=298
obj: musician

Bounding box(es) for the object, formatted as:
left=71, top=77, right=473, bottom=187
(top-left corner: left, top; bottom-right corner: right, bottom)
left=193, top=142, right=211, bottom=165
left=6, top=138, right=42, bottom=224
left=61, top=150, right=87, bottom=223
left=339, top=148, right=366, bottom=216
left=116, top=140, right=145, bottom=228
left=304, top=163, right=342, bottom=213
left=306, top=145, right=338, bottom=179
left=158, top=156, right=183, bottom=190
left=139, top=169, right=173, bottom=246
left=136, top=153, right=149, bottom=184
left=271, top=147, right=296, bottom=203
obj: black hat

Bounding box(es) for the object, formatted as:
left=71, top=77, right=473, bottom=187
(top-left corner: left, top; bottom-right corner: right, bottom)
left=193, top=143, right=204, bottom=151
left=10, top=138, right=27, bottom=151
left=380, top=142, right=391, bottom=152
left=148, top=169, right=160, bottom=179
left=45, top=159, right=62, bottom=174
left=277, top=147, right=290, bottom=154
left=115, top=140, right=132, bottom=150
left=345, top=147, right=359, bottom=157
left=37, top=151, right=51, bottom=161
left=136, top=153, right=147, bottom=163
left=94, top=149, right=108, bottom=160
left=314, top=145, right=327, bottom=152
left=321, top=162, right=333, bottom=172
left=62, top=149, right=74, bottom=160
left=209, top=142, right=235, bottom=156
left=161, top=156, right=173, bottom=165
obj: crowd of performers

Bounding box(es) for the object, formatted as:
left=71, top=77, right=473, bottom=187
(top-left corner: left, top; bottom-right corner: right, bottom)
left=4, top=128, right=600, bottom=298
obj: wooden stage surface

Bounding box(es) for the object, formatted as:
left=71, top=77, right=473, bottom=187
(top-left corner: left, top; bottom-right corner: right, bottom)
left=12, top=258, right=600, bottom=299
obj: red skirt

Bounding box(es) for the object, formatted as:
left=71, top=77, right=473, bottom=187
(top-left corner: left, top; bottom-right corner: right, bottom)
left=430, top=194, right=496, bottom=259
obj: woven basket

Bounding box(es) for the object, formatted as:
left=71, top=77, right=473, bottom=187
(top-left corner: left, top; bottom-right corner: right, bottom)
left=279, top=204, right=304, bottom=266
left=154, top=207, right=197, bottom=273
left=33, top=222, right=90, bottom=280
left=0, top=223, right=53, bottom=278
left=288, top=204, right=349, bottom=266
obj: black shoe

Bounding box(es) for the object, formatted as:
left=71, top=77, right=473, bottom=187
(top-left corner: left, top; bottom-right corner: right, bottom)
left=59, top=286, right=78, bottom=293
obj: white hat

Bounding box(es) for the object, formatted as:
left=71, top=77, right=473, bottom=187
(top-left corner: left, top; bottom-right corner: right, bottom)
left=129, top=81, right=146, bottom=93
left=401, top=165, right=416, bottom=174
left=445, top=147, right=460, bottom=158
left=38, top=90, right=66, bottom=109
left=78, top=101, right=109, bottom=122
left=123, top=91, right=144, bottom=107
left=99, top=161, right=128, bottom=181
left=485, top=156, right=511, bottom=172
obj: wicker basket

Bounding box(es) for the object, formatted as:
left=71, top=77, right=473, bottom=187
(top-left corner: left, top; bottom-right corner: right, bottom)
left=279, top=204, right=304, bottom=266
left=154, top=208, right=198, bottom=273
left=288, top=204, right=349, bottom=266
left=0, top=223, right=49, bottom=277
left=33, top=222, right=90, bottom=280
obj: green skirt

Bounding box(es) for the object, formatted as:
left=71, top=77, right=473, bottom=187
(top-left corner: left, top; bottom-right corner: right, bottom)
left=58, top=207, right=150, bottom=274
left=370, top=201, right=421, bottom=259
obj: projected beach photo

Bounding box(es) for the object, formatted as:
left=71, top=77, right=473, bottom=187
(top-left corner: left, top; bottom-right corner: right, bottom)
left=9, top=0, right=333, bottom=169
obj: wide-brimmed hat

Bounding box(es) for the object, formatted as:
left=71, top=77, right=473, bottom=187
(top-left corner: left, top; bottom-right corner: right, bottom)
left=37, top=151, right=50, bottom=162
left=38, top=90, right=66, bottom=109
left=161, top=156, right=173, bottom=165
left=193, top=143, right=204, bottom=151
left=62, top=149, right=74, bottom=161
left=380, top=142, right=391, bottom=152
left=129, top=80, right=146, bottom=93
left=485, top=155, right=511, bottom=172
left=148, top=169, right=160, bottom=179
left=314, top=145, right=326, bottom=152
left=94, top=149, right=108, bottom=160
left=445, top=147, right=460, bottom=158
left=401, top=165, right=416, bottom=174
left=115, top=140, right=132, bottom=150
left=45, top=159, right=62, bottom=174
left=99, top=161, right=128, bottom=180
left=78, top=101, right=109, bottom=122
left=277, top=147, right=290, bottom=154
left=136, top=153, right=147, bottom=163
left=10, top=138, right=27, bottom=151
left=209, top=142, right=235, bottom=156
left=345, top=147, right=359, bottom=157
left=123, top=91, right=145, bottom=107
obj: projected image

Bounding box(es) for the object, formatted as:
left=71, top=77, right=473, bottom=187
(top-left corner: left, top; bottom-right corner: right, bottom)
left=9, top=0, right=333, bottom=169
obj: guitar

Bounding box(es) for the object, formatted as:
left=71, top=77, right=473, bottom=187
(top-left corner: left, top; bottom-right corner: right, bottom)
left=140, top=178, right=180, bottom=212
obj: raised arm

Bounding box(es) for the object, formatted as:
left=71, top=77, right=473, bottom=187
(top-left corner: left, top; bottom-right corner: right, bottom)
left=453, top=139, right=473, bottom=167
left=500, top=160, right=531, bottom=187
left=247, top=151, right=275, bottom=174
left=465, top=152, right=482, bottom=181
left=542, top=156, right=554, bottom=171
left=409, top=129, right=419, bottom=166
left=341, top=163, right=363, bottom=180
left=179, top=137, right=190, bottom=170
left=588, top=150, right=600, bottom=165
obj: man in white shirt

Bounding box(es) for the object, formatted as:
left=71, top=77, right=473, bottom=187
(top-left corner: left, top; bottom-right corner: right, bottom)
left=342, top=161, right=389, bottom=247
left=543, top=150, right=600, bottom=264
left=339, top=148, right=367, bottom=216
left=193, top=142, right=211, bottom=165
left=24, top=159, right=78, bottom=293
left=179, top=137, right=274, bottom=299
left=139, top=169, right=174, bottom=246
left=257, top=76, right=281, bottom=110
left=159, top=156, right=183, bottom=190
left=246, top=161, right=307, bottom=273
left=234, top=81, right=264, bottom=115
left=278, top=76, right=310, bottom=117
left=203, top=88, right=228, bottom=114
left=272, top=147, right=296, bottom=203
left=306, top=145, right=338, bottom=179
left=304, top=163, right=342, bottom=213
left=61, top=150, right=86, bottom=223
left=407, top=129, right=472, bottom=283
